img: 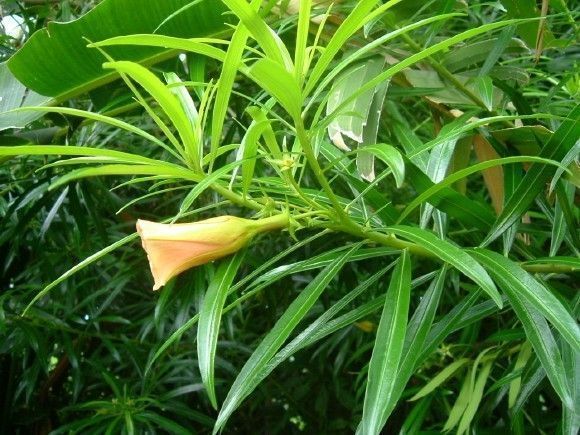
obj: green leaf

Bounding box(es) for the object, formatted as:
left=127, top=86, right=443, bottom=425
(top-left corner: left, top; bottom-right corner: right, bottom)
left=457, top=359, right=495, bottom=435
left=210, top=18, right=251, bottom=168
left=387, top=226, right=502, bottom=308
left=361, top=250, right=411, bottom=435
left=221, top=0, right=293, bottom=69
left=175, top=160, right=243, bottom=222
left=248, top=58, right=303, bottom=120
left=239, top=120, right=270, bottom=198
left=354, top=144, right=405, bottom=188
left=522, top=256, right=580, bottom=272
left=294, top=0, right=312, bottom=84
left=305, top=0, right=401, bottom=95
left=247, top=265, right=395, bottom=402
left=1, top=106, right=180, bottom=159
left=213, top=244, right=360, bottom=433
left=469, top=249, right=580, bottom=354
left=471, top=250, right=573, bottom=408
left=483, top=104, right=580, bottom=245
left=23, top=233, right=138, bottom=315
left=103, top=61, right=198, bottom=169
left=378, top=267, right=447, bottom=422
left=197, top=252, right=245, bottom=409
left=90, top=34, right=227, bottom=63
left=324, top=20, right=521, bottom=128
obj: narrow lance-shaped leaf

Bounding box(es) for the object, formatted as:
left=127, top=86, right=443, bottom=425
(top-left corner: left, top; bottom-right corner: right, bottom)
left=250, top=265, right=395, bottom=399
left=378, top=267, right=447, bottom=422
left=213, top=244, right=361, bottom=434
left=361, top=250, right=411, bottom=435
left=387, top=225, right=502, bottom=308
left=470, top=250, right=573, bottom=408
left=103, top=61, right=199, bottom=170
left=470, top=249, right=580, bottom=353
left=197, top=252, right=245, bottom=409
left=248, top=58, right=303, bottom=120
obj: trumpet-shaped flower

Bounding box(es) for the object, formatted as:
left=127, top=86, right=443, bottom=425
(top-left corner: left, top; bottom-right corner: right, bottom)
left=136, top=214, right=288, bottom=290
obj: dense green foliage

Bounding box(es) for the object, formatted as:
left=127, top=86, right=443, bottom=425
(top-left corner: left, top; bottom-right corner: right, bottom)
left=1, top=0, right=578, bottom=433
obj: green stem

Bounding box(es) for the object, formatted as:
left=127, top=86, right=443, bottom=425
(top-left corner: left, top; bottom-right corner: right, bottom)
left=399, top=32, right=488, bottom=110
left=294, top=118, right=350, bottom=222
left=209, top=162, right=575, bottom=275
left=255, top=213, right=290, bottom=232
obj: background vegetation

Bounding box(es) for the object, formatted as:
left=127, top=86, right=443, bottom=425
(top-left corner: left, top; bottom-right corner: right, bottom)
left=0, top=0, right=578, bottom=433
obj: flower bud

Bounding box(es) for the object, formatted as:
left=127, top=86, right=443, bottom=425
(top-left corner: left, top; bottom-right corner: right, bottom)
left=136, top=214, right=287, bottom=290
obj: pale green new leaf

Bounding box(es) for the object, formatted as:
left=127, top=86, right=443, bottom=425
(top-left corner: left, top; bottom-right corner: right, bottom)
left=103, top=61, right=198, bottom=169
left=248, top=58, right=303, bottom=120
left=221, top=0, right=293, bottom=69
left=409, top=358, right=470, bottom=401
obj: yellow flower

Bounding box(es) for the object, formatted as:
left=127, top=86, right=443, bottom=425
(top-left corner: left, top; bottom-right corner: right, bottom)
left=136, top=214, right=288, bottom=290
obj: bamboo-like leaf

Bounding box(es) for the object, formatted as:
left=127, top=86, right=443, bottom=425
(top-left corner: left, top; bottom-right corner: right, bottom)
left=387, top=226, right=502, bottom=307
left=443, top=367, right=473, bottom=431
left=197, top=252, right=245, bottom=409
left=404, top=161, right=495, bottom=230
left=509, top=341, right=533, bottom=408
left=165, top=72, right=202, bottom=165
left=248, top=58, right=303, bottom=120
left=550, top=181, right=573, bottom=256
left=213, top=244, right=360, bottom=433
left=2, top=106, right=180, bottom=159
left=562, top=297, right=580, bottom=434
left=361, top=250, right=411, bottom=435
left=308, top=13, right=461, bottom=111
left=239, top=120, right=270, bottom=198
left=0, top=145, right=165, bottom=165
left=103, top=61, right=199, bottom=168
left=294, top=0, right=312, bottom=84
left=305, top=0, right=401, bottom=95
left=23, top=233, right=138, bottom=315
left=248, top=265, right=395, bottom=400
left=175, top=160, right=243, bottom=222
left=48, top=164, right=200, bottom=191
left=377, top=267, right=447, bottom=422
left=470, top=249, right=580, bottom=353
left=210, top=22, right=250, bottom=169
left=90, top=34, right=227, bottom=62
left=221, top=0, right=293, bottom=69
left=324, top=20, right=522, bottom=130
left=471, top=251, right=573, bottom=408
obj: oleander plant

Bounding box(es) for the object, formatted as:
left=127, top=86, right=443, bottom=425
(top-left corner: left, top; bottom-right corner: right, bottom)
left=0, top=0, right=578, bottom=433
